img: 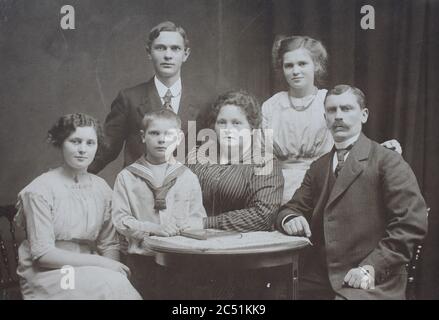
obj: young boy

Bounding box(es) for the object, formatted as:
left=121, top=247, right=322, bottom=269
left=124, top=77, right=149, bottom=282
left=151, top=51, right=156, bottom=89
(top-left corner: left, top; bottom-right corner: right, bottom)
left=112, top=109, right=206, bottom=299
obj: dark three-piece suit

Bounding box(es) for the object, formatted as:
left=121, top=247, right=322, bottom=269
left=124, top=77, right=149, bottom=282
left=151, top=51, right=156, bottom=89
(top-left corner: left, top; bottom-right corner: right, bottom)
left=277, top=133, right=428, bottom=299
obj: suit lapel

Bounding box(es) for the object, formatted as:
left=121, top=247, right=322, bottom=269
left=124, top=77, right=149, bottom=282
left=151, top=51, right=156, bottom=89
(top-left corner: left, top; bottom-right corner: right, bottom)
left=178, top=82, right=198, bottom=131
left=326, top=133, right=371, bottom=208
left=313, top=152, right=334, bottom=217
left=139, top=79, right=198, bottom=133
left=137, top=78, right=163, bottom=116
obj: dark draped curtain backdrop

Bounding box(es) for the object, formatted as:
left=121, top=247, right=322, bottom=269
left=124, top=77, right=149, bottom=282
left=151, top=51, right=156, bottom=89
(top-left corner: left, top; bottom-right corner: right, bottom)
left=1, top=0, right=438, bottom=299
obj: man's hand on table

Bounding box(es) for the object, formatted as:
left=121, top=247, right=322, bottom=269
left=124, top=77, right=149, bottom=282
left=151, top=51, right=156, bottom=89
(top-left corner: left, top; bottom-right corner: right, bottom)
left=282, top=216, right=311, bottom=237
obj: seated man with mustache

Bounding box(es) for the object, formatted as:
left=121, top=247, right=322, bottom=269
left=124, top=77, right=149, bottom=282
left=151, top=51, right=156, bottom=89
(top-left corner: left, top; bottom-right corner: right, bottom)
left=276, top=84, right=428, bottom=299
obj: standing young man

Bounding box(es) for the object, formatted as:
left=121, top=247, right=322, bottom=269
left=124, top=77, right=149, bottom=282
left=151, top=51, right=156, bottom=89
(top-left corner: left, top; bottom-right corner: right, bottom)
left=89, top=21, right=213, bottom=173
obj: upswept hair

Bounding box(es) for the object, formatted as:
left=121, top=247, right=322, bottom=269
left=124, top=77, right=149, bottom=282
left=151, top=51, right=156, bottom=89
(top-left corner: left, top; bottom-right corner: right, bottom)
left=141, top=109, right=182, bottom=131
left=272, top=35, right=328, bottom=83
left=47, top=113, right=104, bottom=148
left=325, top=84, right=367, bottom=110
left=209, top=90, right=262, bottom=130
left=146, top=21, right=189, bottom=52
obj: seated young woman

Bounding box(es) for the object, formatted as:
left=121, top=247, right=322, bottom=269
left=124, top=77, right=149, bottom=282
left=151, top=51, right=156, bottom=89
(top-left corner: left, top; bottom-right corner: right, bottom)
left=15, top=113, right=141, bottom=299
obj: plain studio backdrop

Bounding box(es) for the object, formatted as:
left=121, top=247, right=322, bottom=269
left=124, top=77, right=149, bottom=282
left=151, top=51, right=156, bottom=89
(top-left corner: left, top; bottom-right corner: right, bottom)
left=1, top=0, right=438, bottom=299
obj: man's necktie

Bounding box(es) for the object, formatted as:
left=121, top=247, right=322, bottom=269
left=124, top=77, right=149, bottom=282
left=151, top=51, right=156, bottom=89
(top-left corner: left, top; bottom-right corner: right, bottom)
left=163, top=89, right=173, bottom=111
left=334, top=144, right=354, bottom=177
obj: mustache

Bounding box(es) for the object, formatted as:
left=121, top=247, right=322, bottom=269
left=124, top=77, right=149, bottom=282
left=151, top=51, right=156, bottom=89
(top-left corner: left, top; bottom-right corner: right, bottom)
left=331, top=121, right=348, bottom=129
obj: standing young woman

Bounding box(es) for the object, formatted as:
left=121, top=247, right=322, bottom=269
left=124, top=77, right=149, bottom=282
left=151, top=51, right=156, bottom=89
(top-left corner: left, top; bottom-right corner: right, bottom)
left=262, top=36, right=401, bottom=204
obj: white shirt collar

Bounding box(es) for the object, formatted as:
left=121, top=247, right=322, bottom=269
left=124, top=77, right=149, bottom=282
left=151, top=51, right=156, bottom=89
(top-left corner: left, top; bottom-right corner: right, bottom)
left=154, top=76, right=182, bottom=99
left=334, top=132, right=361, bottom=150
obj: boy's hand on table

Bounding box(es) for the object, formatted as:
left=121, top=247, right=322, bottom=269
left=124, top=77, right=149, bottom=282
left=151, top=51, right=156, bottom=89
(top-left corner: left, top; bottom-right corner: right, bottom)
left=151, top=223, right=180, bottom=237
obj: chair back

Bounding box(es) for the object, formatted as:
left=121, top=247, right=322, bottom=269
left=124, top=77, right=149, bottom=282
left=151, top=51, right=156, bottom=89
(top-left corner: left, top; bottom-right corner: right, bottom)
left=406, top=207, right=430, bottom=300
left=406, top=243, right=423, bottom=300
left=0, top=205, right=24, bottom=299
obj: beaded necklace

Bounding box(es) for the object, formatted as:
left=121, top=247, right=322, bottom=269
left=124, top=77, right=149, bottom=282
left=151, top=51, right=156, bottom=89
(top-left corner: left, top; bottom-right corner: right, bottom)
left=288, top=87, right=318, bottom=111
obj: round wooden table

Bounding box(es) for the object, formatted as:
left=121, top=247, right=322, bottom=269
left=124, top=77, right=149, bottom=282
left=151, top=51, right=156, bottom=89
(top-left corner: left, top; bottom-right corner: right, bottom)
left=144, top=232, right=310, bottom=299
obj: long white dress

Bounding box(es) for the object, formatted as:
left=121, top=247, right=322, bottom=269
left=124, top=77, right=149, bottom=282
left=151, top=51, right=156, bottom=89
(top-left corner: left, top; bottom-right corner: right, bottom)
left=15, top=168, right=141, bottom=300
left=262, top=89, right=334, bottom=204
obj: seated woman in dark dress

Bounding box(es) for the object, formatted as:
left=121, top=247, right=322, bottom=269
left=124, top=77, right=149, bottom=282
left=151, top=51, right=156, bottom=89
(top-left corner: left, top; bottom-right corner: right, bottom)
left=187, top=90, right=284, bottom=232
left=184, top=91, right=286, bottom=299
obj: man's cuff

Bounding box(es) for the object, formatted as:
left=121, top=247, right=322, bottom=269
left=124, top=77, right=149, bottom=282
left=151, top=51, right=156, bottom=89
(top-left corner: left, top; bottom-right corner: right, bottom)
left=281, top=214, right=298, bottom=229
left=359, top=250, right=391, bottom=284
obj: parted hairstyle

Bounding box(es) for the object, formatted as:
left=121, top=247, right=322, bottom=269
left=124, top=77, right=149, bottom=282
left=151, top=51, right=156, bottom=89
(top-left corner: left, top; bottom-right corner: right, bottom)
left=208, top=90, right=262, bottom=130
left=272, top=35, right=328, bottom=83
left=325, top=84, right=367, bottom=110
left=47, top=113, right=105, bottom=148
left=141, top=108, right=182, bottom=131
left=146, top=21, right=189, bottom=53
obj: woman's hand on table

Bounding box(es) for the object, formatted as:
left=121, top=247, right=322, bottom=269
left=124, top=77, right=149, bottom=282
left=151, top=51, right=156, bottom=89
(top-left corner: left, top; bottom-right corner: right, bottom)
left=178, top=217, right=204, bottom=231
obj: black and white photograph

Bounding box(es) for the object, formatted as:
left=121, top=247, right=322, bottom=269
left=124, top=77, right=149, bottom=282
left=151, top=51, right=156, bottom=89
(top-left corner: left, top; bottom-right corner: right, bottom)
left=0, top=0, right=438, bottom=304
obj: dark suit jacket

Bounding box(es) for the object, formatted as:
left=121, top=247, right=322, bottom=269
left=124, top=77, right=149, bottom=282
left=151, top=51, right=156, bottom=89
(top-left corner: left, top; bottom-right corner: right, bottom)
left=89, top=77, right=214, bottom=173
left=276, top=133, right=428, bottom=299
